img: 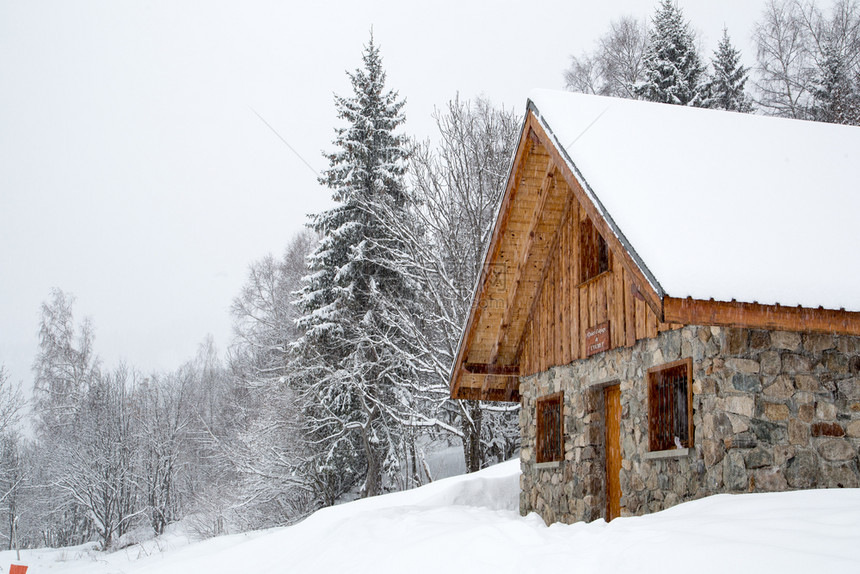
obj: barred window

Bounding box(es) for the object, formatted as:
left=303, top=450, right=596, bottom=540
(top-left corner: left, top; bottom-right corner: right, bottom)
left=536, top=392, right=563, bottom=463
left=647, top=359, right=693, bottom=451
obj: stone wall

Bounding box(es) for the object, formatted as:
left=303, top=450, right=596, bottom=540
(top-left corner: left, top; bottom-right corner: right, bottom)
left=519, top=325, right=860, bottom=524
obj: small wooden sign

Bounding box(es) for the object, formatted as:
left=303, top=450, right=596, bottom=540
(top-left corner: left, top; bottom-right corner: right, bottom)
left=585, top=321, right=610, bottom=357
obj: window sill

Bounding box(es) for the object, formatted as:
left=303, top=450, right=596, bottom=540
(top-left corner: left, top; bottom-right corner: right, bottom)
left=534, top=461, right=562, bottom=469
left=642, top=447, right=694, bottom=461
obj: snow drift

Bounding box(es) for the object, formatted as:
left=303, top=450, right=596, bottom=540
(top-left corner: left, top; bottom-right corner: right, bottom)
left=3, top=459, right=859, bottom=573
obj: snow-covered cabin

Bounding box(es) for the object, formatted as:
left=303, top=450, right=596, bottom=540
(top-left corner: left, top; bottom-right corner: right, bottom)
left=449, top=89, right=860, bottom=524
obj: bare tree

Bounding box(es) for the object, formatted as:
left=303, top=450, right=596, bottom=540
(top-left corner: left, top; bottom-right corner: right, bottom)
left=231, top=231, right=315, bottom=390
left=52, top=365, right=140, bottom=549
left=754, top=0, right=860, bottom=121
left=134, top=367, right=196, bottom=535
left=754, top=0, right=819, bottom=117
left=0, top=366, right=24, bottom=437
left=408, top=96, right=521, bottom=473
left=565, top=16, right=648, bottom=98
left=30, top=289, right=100, bottom=547
left=219, top=232, right=321, bottom=526
left=0, top=365, right=26, bottom=551
left=564, top=53, right=603, bottom=95
left=32, top=289, right=99, bottom=435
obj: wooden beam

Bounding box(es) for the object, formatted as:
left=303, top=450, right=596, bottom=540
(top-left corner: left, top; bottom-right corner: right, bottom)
left=486, top=162, right=559, bottom=366
left=454, top=384, right=521, bottom=402
left=663, top=297, right=860, bottom=335
left=463, top=364, right=520, bottom=376
left=513, top=180, right=574, bottom=363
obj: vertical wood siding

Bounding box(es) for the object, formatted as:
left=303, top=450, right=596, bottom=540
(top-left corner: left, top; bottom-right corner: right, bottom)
left=519, top=200, right=680, bottom=377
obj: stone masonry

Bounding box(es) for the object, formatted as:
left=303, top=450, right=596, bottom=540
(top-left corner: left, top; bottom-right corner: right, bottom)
left=519, top=325, right=860, bottom=524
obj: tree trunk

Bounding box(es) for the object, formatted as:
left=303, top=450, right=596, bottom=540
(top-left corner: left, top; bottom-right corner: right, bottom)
left=361, top=403, right=382, bottom=497
left=462, top=400, right=483, bottom=473
left=362, top=430, right=381, bottom=497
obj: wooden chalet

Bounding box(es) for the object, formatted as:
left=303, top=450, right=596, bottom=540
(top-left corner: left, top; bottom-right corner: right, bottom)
left=450, top=90, right=860, bottom=524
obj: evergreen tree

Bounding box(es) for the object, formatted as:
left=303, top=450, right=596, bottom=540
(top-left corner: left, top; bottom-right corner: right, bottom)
left=293, top=33, right=418, bottom=500
left=635, top=0, right=706, bottom=106
left=811, top=43, right=860, bottom=125
left=705, top=29, right=753, bottom=112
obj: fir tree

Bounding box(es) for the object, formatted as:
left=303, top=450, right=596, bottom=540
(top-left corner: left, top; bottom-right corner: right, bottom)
left=811, top=44, right=860, bottom=125
left=293, top=33, right=419, bottom=500
left=705, top=29, right=753, bottom=112
left=635, top=0, right=706, bottom=106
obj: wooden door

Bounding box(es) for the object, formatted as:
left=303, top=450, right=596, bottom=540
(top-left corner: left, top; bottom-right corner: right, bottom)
left=604, top=384, right=621, bottom=521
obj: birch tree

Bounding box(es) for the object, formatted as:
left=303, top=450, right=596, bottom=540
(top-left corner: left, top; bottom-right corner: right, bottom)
left=565, top=16, right=648, bottom=98
left=222, top=232, right=319, bottom=527
left=31, top=289, right=99, bottom=546
left=408, top=96, right=521, bottom=472
left=753, top=0, right=860, bottom=122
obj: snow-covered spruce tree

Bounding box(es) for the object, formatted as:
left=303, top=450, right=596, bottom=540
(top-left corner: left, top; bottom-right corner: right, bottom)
left=705, top=29, right=754, bottom=112
left=811, top=43, right=860, bottom=124
left=635, top=0, right=706, bottom=106
left=293, top=34, right=419, bottom=500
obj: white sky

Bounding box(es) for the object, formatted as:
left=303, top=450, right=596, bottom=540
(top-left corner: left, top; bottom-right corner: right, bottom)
left=0, top=0, right=767, bottom=390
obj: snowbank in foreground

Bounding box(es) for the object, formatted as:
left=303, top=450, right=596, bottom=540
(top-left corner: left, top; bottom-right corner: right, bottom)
left=3, top=459, right=859, bottom=573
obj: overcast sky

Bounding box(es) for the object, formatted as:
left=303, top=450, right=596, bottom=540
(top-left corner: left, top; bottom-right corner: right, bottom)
left=0, top=0, right=767, bottom=390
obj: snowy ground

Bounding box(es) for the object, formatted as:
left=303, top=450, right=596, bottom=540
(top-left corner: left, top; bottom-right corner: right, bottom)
left=3, top=459, right=859, bottom=573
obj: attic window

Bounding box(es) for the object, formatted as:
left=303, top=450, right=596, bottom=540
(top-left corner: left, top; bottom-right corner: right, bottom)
left=647, top=359, right=693, bottom=452
left=580, top=216, right=609, bottom=283
left=536, top=392, right=563, bottom=463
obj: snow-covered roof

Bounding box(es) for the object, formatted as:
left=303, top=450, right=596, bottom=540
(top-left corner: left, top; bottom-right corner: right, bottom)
left=529, top=89, right=860, bottom=312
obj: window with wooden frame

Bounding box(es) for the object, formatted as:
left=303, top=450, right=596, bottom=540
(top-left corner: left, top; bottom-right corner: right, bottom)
left=579, top=215, right=609, bottom=283
left=647, top=358, right=693, bottom=451
left=536, top=392, right=564, bottom=463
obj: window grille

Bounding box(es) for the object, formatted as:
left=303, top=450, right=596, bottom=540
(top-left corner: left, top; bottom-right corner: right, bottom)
left=537, top=392, right=563, bottom=463
left=647, top=359, right=693, bottom=451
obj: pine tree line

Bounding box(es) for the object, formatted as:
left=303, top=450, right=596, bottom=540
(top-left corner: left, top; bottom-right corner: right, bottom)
left=564, top=0, right=860, bottom=124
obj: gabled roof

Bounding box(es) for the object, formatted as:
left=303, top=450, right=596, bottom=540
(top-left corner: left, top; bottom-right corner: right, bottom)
left=449, top=90, right=860, bottom=402
left=529, top=89, right=860, bottom=312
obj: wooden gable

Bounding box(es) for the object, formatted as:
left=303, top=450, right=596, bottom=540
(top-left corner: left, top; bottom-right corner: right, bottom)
left=449, top=109, right=676, bottom=402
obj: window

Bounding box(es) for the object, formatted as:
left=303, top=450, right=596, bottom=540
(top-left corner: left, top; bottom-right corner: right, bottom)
left=647, top=358, right=693, bottom=451
left=536, top=392, right=563, bottom=463
left=579, top=216, right=609, bottom=283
